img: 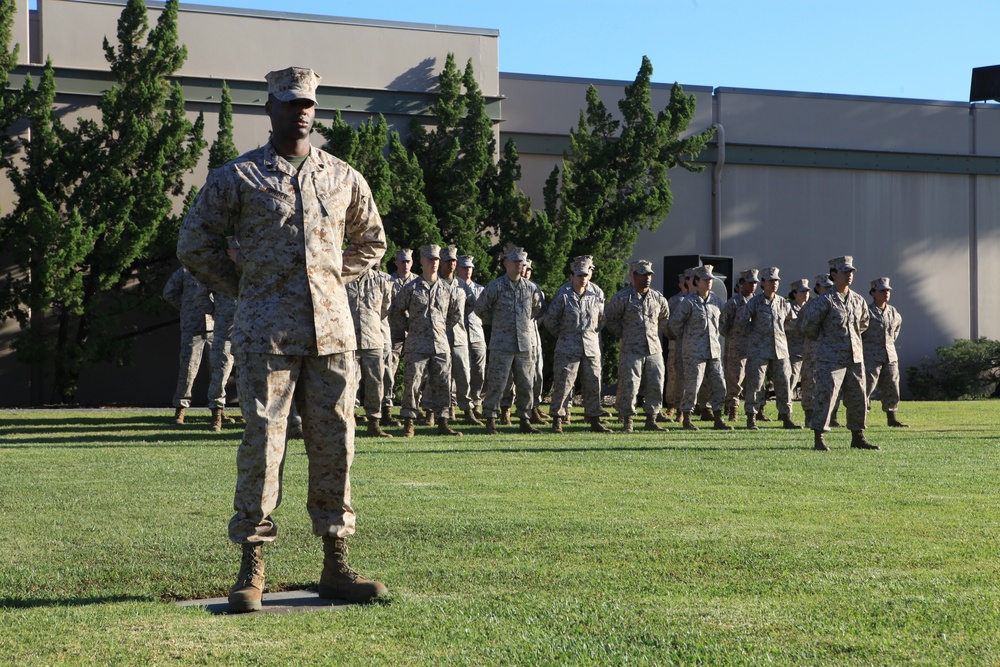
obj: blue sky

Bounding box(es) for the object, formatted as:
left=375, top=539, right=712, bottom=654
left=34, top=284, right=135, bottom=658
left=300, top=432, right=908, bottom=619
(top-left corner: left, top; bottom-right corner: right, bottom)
left=44, top=0, right=1000, bottom=102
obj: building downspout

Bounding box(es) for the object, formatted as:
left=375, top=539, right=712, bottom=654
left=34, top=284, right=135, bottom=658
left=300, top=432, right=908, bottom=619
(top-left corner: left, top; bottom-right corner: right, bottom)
left=711, top=90, right=724, bottom=256
left=969, top=104, right=979, bottom=339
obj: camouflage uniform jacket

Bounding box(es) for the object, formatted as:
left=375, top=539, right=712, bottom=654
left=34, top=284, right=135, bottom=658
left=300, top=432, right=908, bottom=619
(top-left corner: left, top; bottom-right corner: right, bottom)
left=542, top=283, right=605, bottom=358
left=799, top=289, right=869, bottom=364
left=605, top=286, right=670, bottom=356
left=390, top=276, right=461, bottom=355
left=163, top=267, right=214, bottom=334
left=177, top=142, right=386, bottom=356
left=719, top=293, right=751, bottom=356
left=668, top=292, right=725, bottom=361
left=861, top=303, right=901, bottom=364
left=458, top=279, right=486, bottom=345
left=666, top=292, right=686, bottom=340
left=211, top=291, right=237, bottom=341
left=346, top=269, right=392, bottom=350
left=741, top=293, right=794, bottom=360
left=440, top=277, right=469, bottom=347
left=474, top=275, right=543, bottom=353
left=786, top=301, right=806, bottom=359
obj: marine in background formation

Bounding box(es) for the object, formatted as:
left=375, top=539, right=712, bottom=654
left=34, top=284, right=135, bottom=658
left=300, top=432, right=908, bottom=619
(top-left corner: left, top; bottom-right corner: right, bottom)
left=163, top=265, right=214, bottom=425
left=862, top=277, right=908, bottom=428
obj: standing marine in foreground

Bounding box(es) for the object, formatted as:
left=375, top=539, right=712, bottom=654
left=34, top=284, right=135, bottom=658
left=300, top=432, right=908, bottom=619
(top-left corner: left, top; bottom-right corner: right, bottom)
left=177, top=67, right=388, bottom=613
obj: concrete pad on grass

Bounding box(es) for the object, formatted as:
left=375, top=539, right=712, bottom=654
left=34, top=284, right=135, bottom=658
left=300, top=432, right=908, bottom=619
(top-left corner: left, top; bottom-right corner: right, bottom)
left=174, top=589, right=349, bottom=616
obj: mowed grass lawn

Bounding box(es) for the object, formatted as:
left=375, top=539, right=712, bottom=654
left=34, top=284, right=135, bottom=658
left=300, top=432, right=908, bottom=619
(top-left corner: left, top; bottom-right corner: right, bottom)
left=1, top=402, right=998, bottom=666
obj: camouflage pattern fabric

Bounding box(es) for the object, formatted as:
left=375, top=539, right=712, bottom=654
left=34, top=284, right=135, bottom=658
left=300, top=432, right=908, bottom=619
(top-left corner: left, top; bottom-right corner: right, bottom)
left=604, top=286, right=670, bottom=357
left=664, top=292, right=687, bottom=406
left=163, top=267, right=215, bottom=409
left=669, top=292, right=727, bottom=414
left=543, top=283, right=606, bottom=419
left=786, top=301, right=806, bottom=396
left=720, top=292, right=751, bottom=412
left=862, top=302, right=903, bottom=412
left=741, top=294, right=795, bottom=415
left=207, top=290, right=237, bottom=409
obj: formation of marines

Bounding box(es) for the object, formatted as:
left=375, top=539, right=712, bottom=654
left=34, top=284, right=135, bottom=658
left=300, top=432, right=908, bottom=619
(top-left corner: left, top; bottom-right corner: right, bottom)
left=173, top=243, right=910, bottom=455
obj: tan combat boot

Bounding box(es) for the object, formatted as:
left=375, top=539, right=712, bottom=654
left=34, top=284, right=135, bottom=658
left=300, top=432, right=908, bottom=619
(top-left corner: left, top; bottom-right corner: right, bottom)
left=499, top=408, right=513, bottom=426
left=382, top=412, right=400, bottom=427
left=746, top=413, right=759, bottom=431
left=551, top=416, right=563, bottom=434
left=484, top=417, right=499, bottom=435
left=420, top=410, right=435, bottom=427
left=589, top=416, right=611, bottom=433
left=682, top=411, right=699, bottom=431
left=210, top=408, right=224, bottom=432
left=814, top=430, right=830, bottom=451
left=228, top=543, right=265, bottom=613
left=401, top=418, right=415, bottom=438
left=727, top=405, right=738, bottom=422
left=462, top=409, right=483, bottom=426
left=472, top=406, right=485, bottom=421
left=318, top=536, right=388, bottom=604
left=644, top=414, right=666, bottom=431
left=780, top=414, right=803, bottom=430
left=713, top=409, right=734, bottom=431
left=519, top=417, right=540, bottom=434
left=756, top=409, right=771, bottom=422
left=437, top=417, right=463, bottom=436
left=367, top=417, right=392, bottom=438
left=172, top=407, right=185, bottom=425
left=850, top=430, right=880, bottom=450
left=887, top=411, right=909, bottom=427
left=622, top=415, right=634, bottom=433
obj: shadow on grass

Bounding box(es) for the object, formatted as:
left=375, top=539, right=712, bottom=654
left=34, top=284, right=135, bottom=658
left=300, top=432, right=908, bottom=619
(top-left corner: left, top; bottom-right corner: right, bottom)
left=381, top=442, right=808, bottom=455
left=0, top=430, right=244, bottom=449
left=0, top=594, right=154, bottom=609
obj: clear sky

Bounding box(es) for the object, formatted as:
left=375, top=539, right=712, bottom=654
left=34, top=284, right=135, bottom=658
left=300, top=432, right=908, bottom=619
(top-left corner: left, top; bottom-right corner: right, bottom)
left=153, top=0, right=1000, bottom=103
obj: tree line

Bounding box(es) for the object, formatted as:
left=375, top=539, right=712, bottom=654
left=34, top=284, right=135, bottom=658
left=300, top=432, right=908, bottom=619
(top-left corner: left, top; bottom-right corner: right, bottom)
left=0, top=0, right=713, bottom=403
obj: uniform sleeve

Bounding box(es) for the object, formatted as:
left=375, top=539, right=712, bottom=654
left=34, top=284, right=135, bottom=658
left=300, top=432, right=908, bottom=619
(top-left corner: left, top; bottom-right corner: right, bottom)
left=542, top=294, right=564, bottom=335
left=162, top=269, right=184, bottom=310
left=857, top=295, right=870, bottom=335
left=474, top=281, right=497, bottom=321
left=446, top=287, right=463, bottom=328
left=389, top=285, right=410, bottom=345
left=799, top=298, right=825, bottom=341
left=604, top=294, right=623, bottom=338
left=341, top=173, right=387, bottom=284
left=177, top=169, right=241, bottom=299
left=657, top=296, right=671, bottom=336
left=379, top=275, right=392, bottom=321
left=668, top=298, right=690, bottom=340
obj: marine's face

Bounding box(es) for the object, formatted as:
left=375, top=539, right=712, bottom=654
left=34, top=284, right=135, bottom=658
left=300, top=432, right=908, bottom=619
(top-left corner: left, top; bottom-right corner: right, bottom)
left=395, top=258, right=412, bottom=276
left=762, top=278, right=779, bottom=296
left=505, top=258, right=524, bottom=279
left=632, top=271, right=652, bottom=293
left=420, top=255, right=439, bottom=278
left=266, top=96, right=315, bottom=143
left=739, top=280, right=757, bottom=297
left=440, top=259, right=457, bottom=276
left=457, top=266, right=474, bottom=282
left=834, top=268, right=854, bottom=290
left=572, top=272, right=590, bottom=291
left=874, top=288, right=890, bottom=306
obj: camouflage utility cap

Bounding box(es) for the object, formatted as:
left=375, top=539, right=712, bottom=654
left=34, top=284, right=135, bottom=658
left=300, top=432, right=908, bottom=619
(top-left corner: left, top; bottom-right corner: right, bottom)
left=441, top=245, right=458, bottom=261
left=814, top=274, right=834, bottom=288
left=265, top=66, right=321, bottom=104
left=631, top=260, right=654, bottom=275
left=828, top=255, right=856, bottom=272
left=570, top=256, right=594, bottom=276
left=739, top=269, right=760, bottom=284
left=420, top=244, right=441, bottom=259
left=870, top=276, right=892, bottom=291
left=395, top=248, right=413, bottom=262
left=693, top=264, right=716, bottom=280
left=504, top=244, right=528, bottom=262
left=791, top=278, right=810, bottom=292
left=457, top=255, right=475, bottom=268
left=760, top=266, right=781, bottom=281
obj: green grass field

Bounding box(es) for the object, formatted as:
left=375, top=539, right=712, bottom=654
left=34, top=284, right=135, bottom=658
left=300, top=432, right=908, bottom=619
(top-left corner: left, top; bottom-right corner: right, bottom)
left=1, top=402, right=998, bottom=665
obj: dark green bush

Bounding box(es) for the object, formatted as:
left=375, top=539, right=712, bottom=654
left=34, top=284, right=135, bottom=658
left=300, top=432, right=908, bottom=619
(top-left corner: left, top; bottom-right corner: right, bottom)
left=907, top=337, right=1000, bottom=400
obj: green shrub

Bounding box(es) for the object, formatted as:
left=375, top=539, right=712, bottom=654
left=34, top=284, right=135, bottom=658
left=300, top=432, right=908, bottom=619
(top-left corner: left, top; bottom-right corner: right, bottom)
left=907, top=337, right=1000, bottom=400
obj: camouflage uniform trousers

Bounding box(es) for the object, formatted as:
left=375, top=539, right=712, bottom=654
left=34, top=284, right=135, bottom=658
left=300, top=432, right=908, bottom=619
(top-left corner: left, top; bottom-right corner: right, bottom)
left=402, top=351, right=452, bottom=419
left=468, top=342, right=487, bottom=409
left=549, top=351, right=603, bottom=419
left=723, top=347, right=747, bottom=412
left=619, top=351, right=665, bottom=417
left=664, top=339, right=683, bottom=406
left=679, top=358, right=726, bottom=415
left=744, top=357, right=793, bottom=417
left=208, top=336, right=235, bottom=410
left=485, top=350, right=535, bottom=420
left=173, top=331, right=213, bottom=408
left=799, top=354, right=817, bottom=414
left=230, top=352, right=356, bottom=544
left=788, top=355, right=804, bottom=401
left=355, top=348, right=384, bottom=418
left=450, top=344, right=474, bottom=412
left=809, top=360, right=868, bottom=432
left=865, top=359, right=900, bottom=412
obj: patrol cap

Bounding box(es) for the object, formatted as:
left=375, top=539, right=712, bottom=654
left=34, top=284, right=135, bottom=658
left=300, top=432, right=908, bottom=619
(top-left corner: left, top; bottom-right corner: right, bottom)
left=630, top=259, right=654, bottom=275
left=760, top=266, right=781, bottom=281
left=570, top=256, right=594, bottom=276
left=420, top=244, right=441, bottom=259
left=684, top=267, right=698, bottom=281
left=523, top=258, right=533, bottom=270
left=871, top=276, right=892, bottom=291
left=265, top=67, right=321, bottom=104
left=693, top=264, right=716, bottom=281
left=814, top=274, right=834, bottom=289
left=791, top=278, right=810, bottom=292
left=457, top=255, right=475, bottom=268
left=394, top=248, right=413, bottom=262
left=503, top=244, right=528, bottom=262
left=739, top=268, right=760, bottom=284
left=441, top=244, right=458, bottom=261
left=677, top=272, right=687, bottom=282
left=828, top=255, right=856, bottom=272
